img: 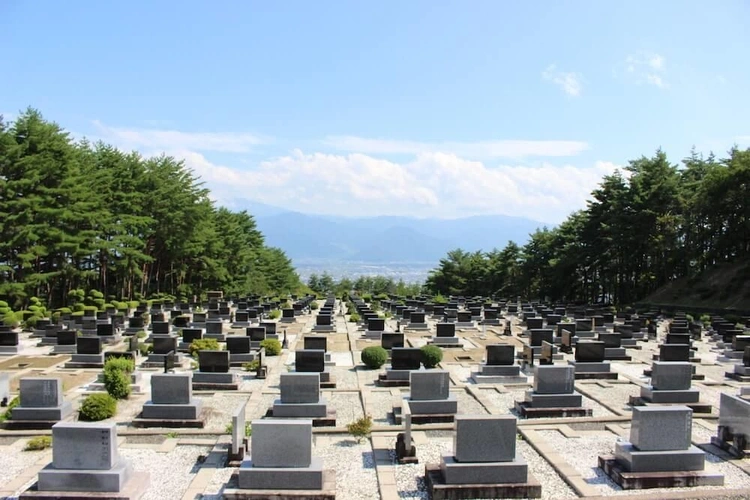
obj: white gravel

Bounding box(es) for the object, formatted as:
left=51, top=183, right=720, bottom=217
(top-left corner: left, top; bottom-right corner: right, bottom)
left=575, top=382, right=641, bottom=416
left=203, top=393, right=250, bottom=431
left=518, top=438, right=577, bottom=499
left=394, top=436, right=452, bottom=499
left=331, top=366, right=359, bottom=389
left=0, top=438, right=47, bottom=490
left=454, top=388, right=490, bottom=415
left=330, top=352, right=354, bottom=366
left=122, top=444, right=212, bottom=500
left=329, top=391, right=365, bottom=426
left=537, top=428, right=750, bottom=496
left=316, top=436, right=378, bottom=500
left=481, top=387, right=527, bottom=415
left=444, top=364, right=473, bottom=384
left=611, top=362, right=650, bottom=382
left=368, top=390, right=397, bottom=425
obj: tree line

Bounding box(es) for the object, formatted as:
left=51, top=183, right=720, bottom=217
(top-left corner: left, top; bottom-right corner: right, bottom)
left=426, top=148, right=750, bottom=305
left=0, top=108, right=300, bottom=309
left=307, top=272, right=422, bottom=297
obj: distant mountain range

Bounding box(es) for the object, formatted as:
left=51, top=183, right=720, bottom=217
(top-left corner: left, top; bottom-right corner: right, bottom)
left=244, top=201, right=547, bottom=264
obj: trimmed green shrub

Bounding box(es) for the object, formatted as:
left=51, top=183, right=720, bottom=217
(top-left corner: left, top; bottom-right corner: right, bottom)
left=189, top=338, right=220, bottom=357
left=104, top=369, right=131, bottom=400
left=25, top=435, right=53, bottom=451
left=79, top=393, right=117, bottom=421
left=268, top=310, right=281, bottom=320
left=243, top=360, right=261, bottom=371
left=0, top=396, right=20, bottom=421
left=310, top=301, right=319, bottom=310
left=104, top=357, right=135, bottom=374
left=0, top=300, right=8, bottom=308
left=361, top=346, right=388, bottom=369
left=349, top=313, right=360, bottom=323
left=260, top=338, right=282, bottom=356
left=421, top=345, right=443, bottom=368
left=138, top=343, right=153, bottom=356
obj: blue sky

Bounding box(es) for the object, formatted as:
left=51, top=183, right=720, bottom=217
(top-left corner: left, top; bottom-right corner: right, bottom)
left=2, top=1, right=748, bottom=223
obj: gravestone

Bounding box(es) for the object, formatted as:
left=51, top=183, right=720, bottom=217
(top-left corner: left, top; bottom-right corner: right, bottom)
left=65, top=337, right=105, bottom=368
left=34, top=422, right=141, bottom=493
left=273, top=373, right=328, bottom=418
left=519, top=365, right=586, bottom=414
left=473, top=344, right=525, bottom=383
left=12, top=378, right=73, bottom=422
left=381, top=332, right=404, bottom=350
left=238, top=419, right=326, bottom=490
left=428, top=415, right=539, bottom=498
left=407, top=370, right=457, bottom=416
left=641, top=361, right=699, bottom=404
left=0, top=331, right=20, bottom=355
left=432, top=322, right=460, bottom=346
left=139, top=373, right=203, bottom=423
left=600, top=406, right=720, bottom=488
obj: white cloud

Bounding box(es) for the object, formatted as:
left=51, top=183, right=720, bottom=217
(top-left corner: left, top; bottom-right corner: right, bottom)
left=176, top=148, right=619, bottom=224
left=92, top=121, right=269, bottom=153
left=624, top=51, right=668, bottom=89
left=323, top=136, right=589, bottom=159
left=541, top=64, right=583, bottom=97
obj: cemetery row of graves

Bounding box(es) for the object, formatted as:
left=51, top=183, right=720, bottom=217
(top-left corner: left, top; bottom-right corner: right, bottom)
left=1, top=292, right=750, bottom=499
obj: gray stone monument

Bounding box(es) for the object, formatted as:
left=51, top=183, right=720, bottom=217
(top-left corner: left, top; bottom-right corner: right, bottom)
left=425, top=415, right=541, bottom=498
left=517, top=365, right=589, bottom=418
left=640, top=361, right=700, bottom=404
left=237, top=420, right=331, bottom=491
left=272, top=373, right=330, bottom=420
left=472, top=344, right=526, bottom=384
left=11, top=378, right=73, bottom=425
left=600, top=406, right=723, bottom=489
left=32, top=422, right=147, bottom=495
left=137, top=373, right=203, bottom=427
left=402, top=370, right=457, bottom=422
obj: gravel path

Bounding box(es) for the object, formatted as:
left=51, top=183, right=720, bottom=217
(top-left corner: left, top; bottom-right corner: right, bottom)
left=576, top=382, right=640, bottom=415
left=122, top=444, right=212, bottom=500
left=204, top=393, right=251, bottom=431
left=317, top=436, right=378, bottom=500
left=329, top=391, right=364, bottom=426
left=369, top=390, right=397, bottom=425
left=0, top=438, right=46, bottom=490
left=394, top=437, right=452, bottom=499
left=454, top=388, right=489, bottom=415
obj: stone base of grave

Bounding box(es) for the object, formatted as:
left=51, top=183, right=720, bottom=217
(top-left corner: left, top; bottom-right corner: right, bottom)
left=454, top=322, right=476, bottom=329
left=20, top=471, right=149, bottom=500
left=614, top=442, right=706, bottom=472
left=0, top=345, right=20, bottom=355
left=598, top=455, right=723, bottom=490
left=628, top=395, right=712, bottom=414
left=231, top=322, right=252, bottom=329
left=652, top=354, right=701, bottom=363
left=4, top=402, right=74, bottom=429
left=141, top=353, right=184, bottom=369
left=471, top=373, right=528, bottom=384
left=393, top=397, right=458, bottom=425
left=621, top=339, right=641, bottom=349
left=204, top=333, right=227, bottom=341
left=97, top=335, right=121, bottom=345
left=224, top=469, right=336, bottom=500
left=395, top=432, right=418, bottom=464
left=639, top=386, right=701, bottom=404
left=51, top=344, right=77, bottom=354
left=569, top=361, right=619, bottom=379
left=312, top=326, right=336, bottom=333
left=514, top=400, right=592, bottom=419
left=64, top=354, right=105, bottom=369
left=424, top=463, right=541, bottom=499
left=482, top=319, right=502, bottom=326
left=132, top=401, right=205, bottom=428
left=711, top=433, right=748, bottom=459
left=404, top=323, right=429, bottom=330
left=724, top=372, right=750, bottom=382
left=265, top=407, right=336, bottom=427
left=362, top=330, right=385, bottom=340
left=230, top=353, right=259, bottom=367
left=192, top=372, right=238, bottom=390
left=643, top=368, right=704, bottom=380
left=603, top=348, right=631, bottom=361
left=429, top=337, right=463, bottom=347
left=377, top=374, right=411, bottom=387
left=37, top=460, right=134, bottom=492
left=237, top=457, right=327, bottom=490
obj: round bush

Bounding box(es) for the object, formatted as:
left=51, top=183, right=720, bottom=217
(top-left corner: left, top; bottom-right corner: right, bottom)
left=349, top=313, right=360, bottom=323
left=420, top=345, right=443, bottom=368
left=361, top=346, right=388, bottom=369
left=79, top=393, right=117, bottom=421
left=260, top=338, right=282, bottom=356
left=0, top=300, right=8, bottom=308
left=310, top=301, right=319, bottom=310
left=104, top=357, right=135, bottom=373
left=189, top=338, right=220, bottom=357
left=103, top=369, right=131, bottom=400
left=268, top=310, right=281, bottom=320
